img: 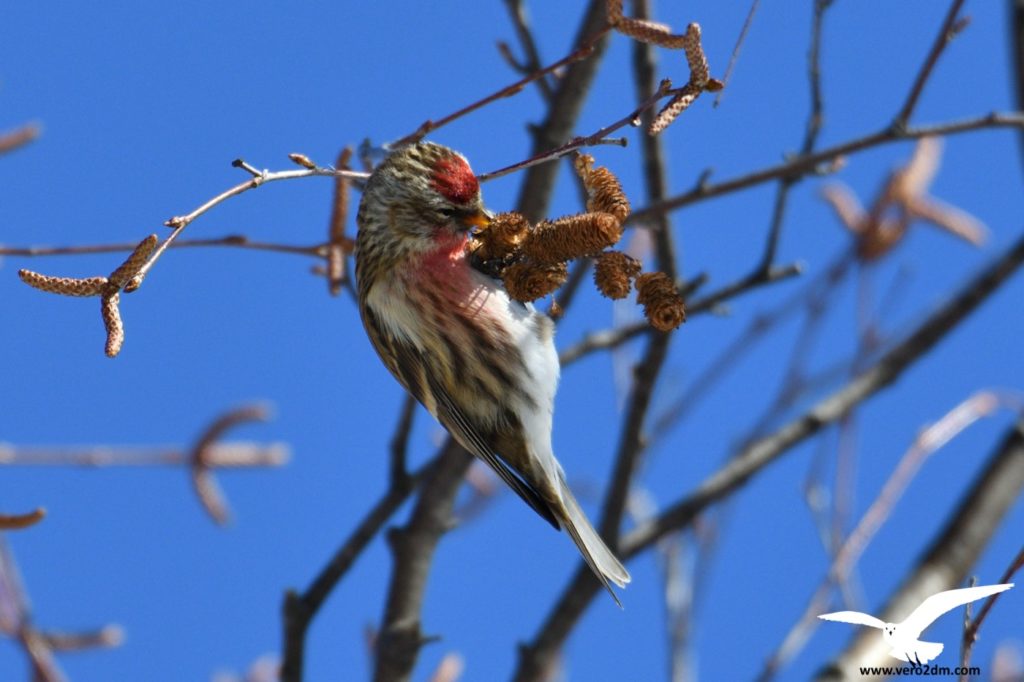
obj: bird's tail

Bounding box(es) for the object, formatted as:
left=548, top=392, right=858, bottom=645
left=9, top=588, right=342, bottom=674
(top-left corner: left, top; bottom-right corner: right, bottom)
left=556, top=476, right=631, bottom=607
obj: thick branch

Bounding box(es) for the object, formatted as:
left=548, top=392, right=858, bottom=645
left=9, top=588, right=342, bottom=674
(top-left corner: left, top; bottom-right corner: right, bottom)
left=598, top=0, right=676, bottom=546
left=280, top=460, right=429, bottom=682
left=372, top=441, right=472, bottom=682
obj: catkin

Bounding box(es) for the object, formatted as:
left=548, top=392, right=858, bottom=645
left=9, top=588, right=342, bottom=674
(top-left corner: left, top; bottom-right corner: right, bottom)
left=636, top=271, right=686, bottom=331
left=503, top=260, right=569, bottom=302
left=594, top=251, right=641, bottom=299
left=521, top=213, right=622, bottom=264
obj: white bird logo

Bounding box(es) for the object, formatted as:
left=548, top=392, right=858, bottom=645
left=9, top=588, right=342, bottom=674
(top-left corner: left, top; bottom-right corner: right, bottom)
left=818, top=583, right=1014, bottom=665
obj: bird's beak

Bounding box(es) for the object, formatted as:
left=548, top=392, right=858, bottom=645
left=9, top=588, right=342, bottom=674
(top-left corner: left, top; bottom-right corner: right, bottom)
left=461, top=209, right=492, bottom=231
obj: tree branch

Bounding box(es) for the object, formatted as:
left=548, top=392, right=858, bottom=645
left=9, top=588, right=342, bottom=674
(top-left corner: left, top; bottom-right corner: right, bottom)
left=628, top=112, right=1024, bottom=225
left=372, top=441, right=471, bottom=682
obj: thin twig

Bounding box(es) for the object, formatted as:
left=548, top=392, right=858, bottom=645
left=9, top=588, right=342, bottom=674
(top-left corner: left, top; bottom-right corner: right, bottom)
left=959, top=544, right=1024, bottom=678
left=0, top=236, right=325, bottom=259
left=893, top=0, right=969, bottom=130
left=629, top=112, right=1024, bottom=224
left=755, top=0, right=834, bottom=273
left=501, top=0, right=554, bottom=100
left=389, top=395, right=417, bottom=488
left=2, top=405, right=287, bottom=523
left=390, top=27, right=611, bottom=150
left=0, top=122, right=41, bottom=155
left=0, top=508, right=46, bottom=530
left=127, top=161, right=366, bottom=292
left=0, top=538, right=121, bottom=682
left=713, top=0, right=761, bottom=107
left=188, top=404, right=277, bottom=525
left=558, top=262, right=802, bottom=368
left=547, top=258, right=592, bottom=320
left=478, top=79, right=670, bottom=182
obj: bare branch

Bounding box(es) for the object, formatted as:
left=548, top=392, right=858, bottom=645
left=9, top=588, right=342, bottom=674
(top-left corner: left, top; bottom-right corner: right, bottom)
left=128, top=159, right=366, bottom=293
left=893, top=0, right=969, bottom=129
left=629, top=112, right=1024, bottom=225
left=597, top=0, right=678, bottom=548
left=372, top=441, right=471, bottom=682
left=188, top=404, right=276, bottom=525
left=0, top=508, right=46, bottom=531
left=0, top=122, right=40, bottom=156
left=959, top=544, right=1024, bottom=676
left=390, top=26, right=611, bottom=149
left=280, top=458, right=432, bottom=682
left=501, top=0, right=554, bottom=100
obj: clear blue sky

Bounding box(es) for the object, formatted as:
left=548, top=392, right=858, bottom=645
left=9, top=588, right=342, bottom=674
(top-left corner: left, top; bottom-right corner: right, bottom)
left=1, top=2, right=1021, bottom=680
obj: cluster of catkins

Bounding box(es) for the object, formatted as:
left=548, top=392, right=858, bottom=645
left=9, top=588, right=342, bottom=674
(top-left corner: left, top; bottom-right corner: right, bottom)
left=469, top=154, right=686, bottom=332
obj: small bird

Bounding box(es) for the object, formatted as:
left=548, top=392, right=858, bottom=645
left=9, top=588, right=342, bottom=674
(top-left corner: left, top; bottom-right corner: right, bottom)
left=818, top=583, right=1014, bottom=664
left=355, top=142, right=630, bottom=603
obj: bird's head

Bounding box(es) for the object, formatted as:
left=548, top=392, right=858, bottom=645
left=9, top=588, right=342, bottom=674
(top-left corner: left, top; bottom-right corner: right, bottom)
left=357, top=142, right=491, bottom=258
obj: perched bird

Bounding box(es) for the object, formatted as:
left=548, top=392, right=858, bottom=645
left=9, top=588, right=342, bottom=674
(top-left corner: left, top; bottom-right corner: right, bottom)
left=355, top=141, right=630, bottom=603
left=819, top=583, right=1014, bottom=664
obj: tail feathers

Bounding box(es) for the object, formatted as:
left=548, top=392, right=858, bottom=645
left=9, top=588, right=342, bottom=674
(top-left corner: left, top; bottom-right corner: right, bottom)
left=556, top=477, right=631, bottom=607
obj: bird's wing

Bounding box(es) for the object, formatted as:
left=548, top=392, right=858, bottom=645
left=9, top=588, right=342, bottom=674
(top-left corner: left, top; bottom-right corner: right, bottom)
left=362, top=305, right=559, bottom=529
left=902, top=584, right=1014, bottom=638
left=421, top=360, right=559, bottom=529
left=818, top=611, right=886, bottom=629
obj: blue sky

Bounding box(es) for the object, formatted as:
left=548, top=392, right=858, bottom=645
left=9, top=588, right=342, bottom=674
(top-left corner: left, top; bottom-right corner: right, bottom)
left=1, top=2, right=1021, bottom=680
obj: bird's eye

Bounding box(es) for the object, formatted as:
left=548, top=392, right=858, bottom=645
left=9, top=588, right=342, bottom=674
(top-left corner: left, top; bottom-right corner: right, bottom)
left=439, top=207, right=458, bottom=218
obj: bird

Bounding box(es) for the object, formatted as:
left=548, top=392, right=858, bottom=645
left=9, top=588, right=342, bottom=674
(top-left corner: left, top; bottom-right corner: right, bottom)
left=354, top=141, right=630, bottom=604
left=818, top=583, right=1014, bottom=664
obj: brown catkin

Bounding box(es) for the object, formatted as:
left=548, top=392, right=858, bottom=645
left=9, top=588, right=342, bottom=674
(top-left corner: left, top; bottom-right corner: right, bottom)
left=521, top=213, right=623, bottom=264
left=649, top=84, right=701, bottom=135
left=102, top=292, right=124, bottom=357
left=606, top=0, right=625, bottom=24
left=472, top=211, right=531, bottom=262
left=681, top=23, right=709, bottom=85
left=108, top=235, right=158, bottom=288
left=614, top=17, right=689, bottom=49
left=502, top=260, right=568, bottom=302
left=18, top=270, right=107, bottom=297
left=594, top=251, right=641, bottom=299
left=636, top=271, right=686, bottom=331
left=574, top=154, right=631, bottom=224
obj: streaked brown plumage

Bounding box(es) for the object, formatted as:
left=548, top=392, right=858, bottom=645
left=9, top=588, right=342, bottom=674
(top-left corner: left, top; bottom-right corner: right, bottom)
left=355, top=142, right=630, bottom=603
